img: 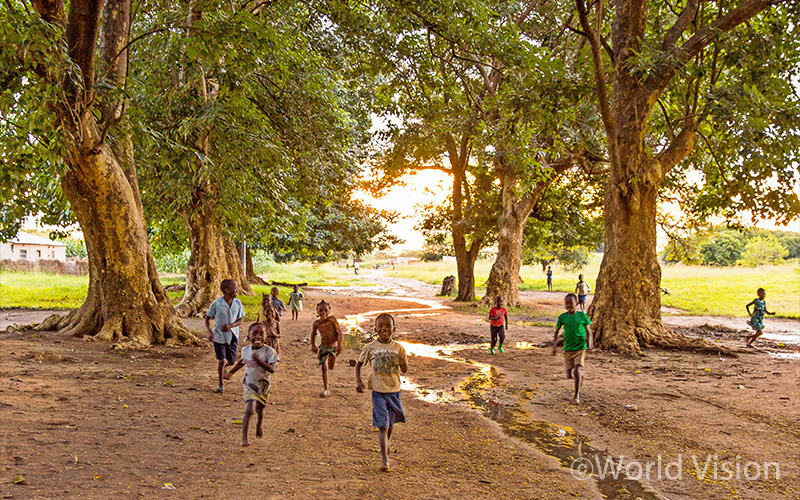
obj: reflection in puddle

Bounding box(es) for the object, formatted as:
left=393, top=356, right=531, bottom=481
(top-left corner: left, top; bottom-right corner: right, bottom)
left=344, top=296, right=660, bottom=499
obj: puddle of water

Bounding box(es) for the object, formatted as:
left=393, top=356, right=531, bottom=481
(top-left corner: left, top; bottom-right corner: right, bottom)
left=514, top=341, right=539, bottom=349
left=769, top=352, right=800, bottom=359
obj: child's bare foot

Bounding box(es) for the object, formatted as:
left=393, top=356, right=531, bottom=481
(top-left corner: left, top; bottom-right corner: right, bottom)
left=256, top=427, right=263, bottom=438
left=241, top=441, right=250, bottom=447
left=321, top=390, right=330, bottom=397
left=380, top=463, right=391, bottom=472
left=572, top=396, right=581, bottom=404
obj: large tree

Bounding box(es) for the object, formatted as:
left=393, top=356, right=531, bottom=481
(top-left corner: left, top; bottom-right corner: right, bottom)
left=0, top=0, right=196, bottom=345
left=577, top=0, right=800, bottom=353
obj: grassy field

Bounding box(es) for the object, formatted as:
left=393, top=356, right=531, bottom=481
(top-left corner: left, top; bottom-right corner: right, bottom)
left=2, top=258, right=798, bottom=318
left=386, top=257, right=800, bottom=318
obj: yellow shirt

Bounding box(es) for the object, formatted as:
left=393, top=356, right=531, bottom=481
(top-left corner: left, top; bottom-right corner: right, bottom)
left=357, top=340, right=407, bottom=393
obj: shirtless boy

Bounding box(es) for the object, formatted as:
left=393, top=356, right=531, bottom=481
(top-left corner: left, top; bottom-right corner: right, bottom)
left=310, top=300, right=343, bottom=397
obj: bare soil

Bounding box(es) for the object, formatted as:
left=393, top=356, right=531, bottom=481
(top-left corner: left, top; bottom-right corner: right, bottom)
left=1, top=277, right=798, bottom=499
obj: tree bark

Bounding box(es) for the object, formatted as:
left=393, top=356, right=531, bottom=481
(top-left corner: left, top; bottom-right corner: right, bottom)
left=31, top=0, right=197, bottom=346
left=481, top=164, right=533, bottom=307
left=245, top=247, right=269, bottom=285
left=177, top=191, right=252, bottom=317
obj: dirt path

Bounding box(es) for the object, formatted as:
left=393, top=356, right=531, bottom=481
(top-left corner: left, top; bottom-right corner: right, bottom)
left=2, top=275, right=798, bottom=499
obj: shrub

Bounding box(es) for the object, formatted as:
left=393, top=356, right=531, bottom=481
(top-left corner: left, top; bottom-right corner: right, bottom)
left=64, top=239, right=87, bottom=258
left=154, top=249, right=190, bottom=274
left=699, top=231, right=745, bottom=266
left=737, top=236, right=789, bottom=266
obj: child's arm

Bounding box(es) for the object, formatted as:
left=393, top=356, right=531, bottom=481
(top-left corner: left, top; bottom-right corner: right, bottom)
left=333, top=318, right=343, bottom=354
left=504, top=310, right=509, bottom=330
left=745, top=299, right=755, bottom=316
left=224, top=359, right=245, bottom=379
left=355, top=361, right=365, bottom=392
left=398, top=350, right=408, bottom=375
left=222, top=316, right=243, bottom=332
left=551, top=325, right=561, bottom=355
left=586, top=324, right=594, bottom=351
left=204, top=316, right=214, bottom=342
left=765, top=303, right=776, bottom=315
left=310, top=322, right=319, bottom=353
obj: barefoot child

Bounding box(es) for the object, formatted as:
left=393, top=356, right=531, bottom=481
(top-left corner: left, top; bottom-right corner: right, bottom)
left=289, top=285, right=304, bottom=321
left=205, top=279, right=244, bottom=393
left=575, top=274, right=591, bottom=312
left=310, top=300, right=343, bottom=397
left=546, top=266, right=553, bottom=292
left=225, top=323, right=279, bottom=446
left=257, top=301, right=281, bottom=354
left=488, top=296, right=508, bottom=355
left=270, top=287, right=287, bottom=319
left=356, top=313, right=408, bottom=471
left=552, top=293, right=593, bottom=404
left=745, top=288, right=775, bottom=347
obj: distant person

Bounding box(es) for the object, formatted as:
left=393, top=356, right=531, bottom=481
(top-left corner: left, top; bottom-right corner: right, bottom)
left=311, top=300, right=343, bottom=397
left=575, top=274, right=591, bottom=311
left=288, top=284, right=304, bottom=321
left=224, top=323, right=279, bottom=446
left=488, top=296, right=508, bottom=355
left=354, top=261, right=360, bottom=275
left=552, top=293, right=593, bottom=404
left=270, top=287, right=287, bottom=318
left=546, top=266, right=553, bottom=292
left=745, top=288, right=775, bottom=347
left=205, top=279, right=244, bottom=393
left=257, top=300, right=281, bottom=354
left=356, top=313, right=408, bottom=472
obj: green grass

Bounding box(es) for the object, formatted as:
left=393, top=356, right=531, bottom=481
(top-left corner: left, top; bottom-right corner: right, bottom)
left=387, top=256, right=800, bottom=318
left=0, top=271, right=89, bottom=310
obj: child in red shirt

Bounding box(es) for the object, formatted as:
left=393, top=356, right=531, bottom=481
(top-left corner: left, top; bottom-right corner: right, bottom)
left=488, top=296, right=509, bottom=354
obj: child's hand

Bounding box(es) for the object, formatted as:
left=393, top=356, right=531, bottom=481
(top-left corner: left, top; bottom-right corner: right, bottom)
left=356, top=383, right=364, bottom=393
left=768, top=311, right=776, bottom=315
left=311, top=344, right=319, bottom=354
left=221, top=323, right=231, bottom=332
left=207, top=332, right=214, bottom=342
left=336, top=344, right=343, bottom=355
left=223, top=372, right=232, bottom=380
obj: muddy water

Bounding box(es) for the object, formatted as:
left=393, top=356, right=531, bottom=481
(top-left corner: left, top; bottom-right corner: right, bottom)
left=343, top=299, right=662, bottom=500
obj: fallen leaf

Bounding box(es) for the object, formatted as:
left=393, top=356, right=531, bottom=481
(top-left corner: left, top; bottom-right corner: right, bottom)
left=12, top=475, right=26, bottom=485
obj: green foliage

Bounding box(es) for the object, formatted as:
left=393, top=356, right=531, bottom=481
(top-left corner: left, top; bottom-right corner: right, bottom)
left=737, top=236, right=789, bottom=267
left=62, top=239, right=87, bottom=259
left=699, top=231, right=746, bottom=267
left=154, top=249, right=191, bottom=274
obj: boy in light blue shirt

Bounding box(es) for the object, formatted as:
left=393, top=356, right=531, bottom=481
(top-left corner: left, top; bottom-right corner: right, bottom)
left=205, top=279, right=244, bottom=393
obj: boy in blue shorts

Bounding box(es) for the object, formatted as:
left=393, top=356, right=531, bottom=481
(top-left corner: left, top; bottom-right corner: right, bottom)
left=575, top=274, right=591, bottom=311
left=356, top=313, right=408, bottom=471
left=552, top=293, right=593, bottom=404
left=205, top=279, right=244, bottom=393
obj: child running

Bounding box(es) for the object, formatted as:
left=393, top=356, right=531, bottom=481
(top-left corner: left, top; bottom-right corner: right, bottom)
left=310, top=300, right=343, bottom=397
left=288, top=285, right=304, bottom=321
left=488, top=296, right=509, bottom=355
left=257, top=301, right=281, bottom=354
left=205, top=279, right=244, bottom=393
left=225, top=323, right=279, bottom=446
left=356, top=313, right=408, bottom=472
left=575, top=274, right=591, bottom=312
left=552, top=293, right=593, bottom=404
left=745, top=288, right=775, bottom=347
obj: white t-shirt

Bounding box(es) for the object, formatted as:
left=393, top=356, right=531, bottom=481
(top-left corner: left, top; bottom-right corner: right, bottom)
left=241, top=344, right=279, bottom=389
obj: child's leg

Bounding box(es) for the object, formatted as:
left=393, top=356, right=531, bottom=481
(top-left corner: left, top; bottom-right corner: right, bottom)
left=217, top=359, right=226, bottom=389
left=498, top=326, right=505, bottom=352
left=490, top=326, right=497, bottom=352
left=321, top=362, right=329, bottom=396
left=573, top=365, right=583, bottom=402
left=255, top=402, right=265, bottom=438
left=379, top=428, right=390, bottom=470
left=242, top=401, right=255, bottom=446
left=746, top=329, right=763, bottom=347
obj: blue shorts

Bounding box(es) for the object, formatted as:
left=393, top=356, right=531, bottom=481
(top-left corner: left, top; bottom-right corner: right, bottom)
left=578, top=295, right=587, bottom=304
left=214, top=339, right=238, bottom=364
left=372, top=391, right=406, bottom=429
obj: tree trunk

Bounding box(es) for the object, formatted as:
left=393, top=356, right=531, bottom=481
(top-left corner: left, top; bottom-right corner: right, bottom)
left=177, top=193, right=253, bottom=317
left=43, top=119, right=197, bottom=347
left=245, top=246, right=269, bottom=285
left=481, top=177, right=531, bottom=307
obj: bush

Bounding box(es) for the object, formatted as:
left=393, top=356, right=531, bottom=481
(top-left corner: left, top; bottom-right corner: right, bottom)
left=699, top=231, right=745, bottom=266
left=776, top=232, right=800, bottom=259
left=64, top=239, right=87, bottom=258
left=737, top=236, right=789, bottom=266
left=251, top=249, right=275, bottom=274
left=154, top=249, right=190, bottom=274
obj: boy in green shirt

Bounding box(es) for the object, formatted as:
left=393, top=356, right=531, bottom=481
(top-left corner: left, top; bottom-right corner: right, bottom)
left=552, top=293, right=593, bottom=404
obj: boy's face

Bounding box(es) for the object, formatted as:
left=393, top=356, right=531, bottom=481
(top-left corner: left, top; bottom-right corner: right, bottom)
left=495, top=297, right=503, bottom=308
left=224, top=282, right=238, bottom=298
left=578, top=275, right=583, bottom=281
left=375, top=316, right=395, bottom=343
left=262, top=294, right=269, bottom=306
left=293, top=285, right=298, bottom=292
left=317, top=304, right=330, bottom=319
left=565, top=296, right=577, bottom=313
left=249, top=326, right=265, bottom=348
left=758, top=289, right=766, bottom=299
left=271, top=288, right=279, bottom=298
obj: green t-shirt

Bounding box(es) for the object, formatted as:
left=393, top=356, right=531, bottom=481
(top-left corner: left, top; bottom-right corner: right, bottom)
left=556, top=311, right=591, bottom=351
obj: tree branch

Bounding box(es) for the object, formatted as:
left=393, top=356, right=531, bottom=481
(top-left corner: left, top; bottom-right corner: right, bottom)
left=661, top=0, right=700, bottom=52
left=656, top=120, right=698, bottom=174
left=576, top=0, right=620, bottom=171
